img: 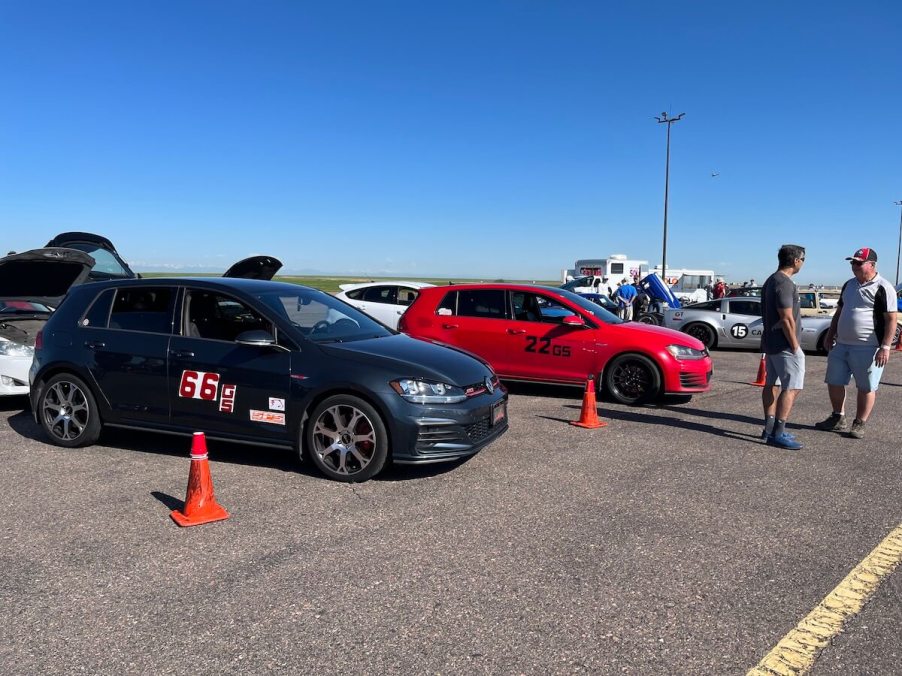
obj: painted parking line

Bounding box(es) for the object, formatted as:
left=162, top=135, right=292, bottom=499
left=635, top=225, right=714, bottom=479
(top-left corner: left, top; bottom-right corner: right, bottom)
left=748, top=522, right=902, bottom=675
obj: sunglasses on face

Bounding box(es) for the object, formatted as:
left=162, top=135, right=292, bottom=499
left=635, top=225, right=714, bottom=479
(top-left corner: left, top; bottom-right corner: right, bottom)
left=851, top=260, right=866, bottom=266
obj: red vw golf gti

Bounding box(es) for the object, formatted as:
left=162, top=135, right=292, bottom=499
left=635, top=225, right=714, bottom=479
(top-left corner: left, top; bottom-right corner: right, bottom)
left=400, top=284, right=712, bottom=404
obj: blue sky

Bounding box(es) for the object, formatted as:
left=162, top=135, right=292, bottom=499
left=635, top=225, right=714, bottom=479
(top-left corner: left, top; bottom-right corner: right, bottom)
left=1, top=1, right=900, bottom=286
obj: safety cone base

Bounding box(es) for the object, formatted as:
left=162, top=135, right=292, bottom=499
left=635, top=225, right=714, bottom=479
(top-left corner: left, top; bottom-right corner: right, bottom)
left=170, top=503, right=230, bottom=527
left=570, top=419, right=608, bottom=429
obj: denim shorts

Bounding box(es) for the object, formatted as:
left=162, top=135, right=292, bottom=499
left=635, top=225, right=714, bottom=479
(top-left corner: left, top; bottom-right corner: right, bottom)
left=824, top=343, right=885, bottom=392
left=765, top=348, right=805, bottom=390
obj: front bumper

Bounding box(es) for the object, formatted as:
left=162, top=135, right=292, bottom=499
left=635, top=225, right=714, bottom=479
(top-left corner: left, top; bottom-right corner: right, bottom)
left=389, top=388, right=509, bottom=464
left=0, top=355, right=32, bottom=397
left=664, top=357, right=713, bottom=394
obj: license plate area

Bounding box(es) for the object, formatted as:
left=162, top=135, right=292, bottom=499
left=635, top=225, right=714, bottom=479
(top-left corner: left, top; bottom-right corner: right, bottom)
left=492, top=400, right=506, bottom=426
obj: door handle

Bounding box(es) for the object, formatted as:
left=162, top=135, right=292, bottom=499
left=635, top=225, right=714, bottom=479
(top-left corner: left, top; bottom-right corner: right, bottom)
left=442, top=323, right=459, bottom=329
left=84, top=341, right=106, bottom=350
left=169, top=350, right=195, bottom=358
left=507, top=328, right=527, bottom=335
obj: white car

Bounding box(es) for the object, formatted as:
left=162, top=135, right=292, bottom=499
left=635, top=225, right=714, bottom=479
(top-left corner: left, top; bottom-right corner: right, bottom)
left=335, top=281, right=435, bottom=329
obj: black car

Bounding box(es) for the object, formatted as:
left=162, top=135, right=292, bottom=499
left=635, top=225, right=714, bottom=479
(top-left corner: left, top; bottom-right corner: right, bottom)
left=29, top=277, right=508, bottom=481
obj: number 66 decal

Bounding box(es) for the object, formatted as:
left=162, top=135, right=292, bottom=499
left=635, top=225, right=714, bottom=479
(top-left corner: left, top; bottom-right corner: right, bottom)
left=179, top=370, right=221, bottom=400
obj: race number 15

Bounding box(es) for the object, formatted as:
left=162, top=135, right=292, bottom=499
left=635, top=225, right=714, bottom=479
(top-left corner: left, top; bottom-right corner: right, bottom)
left=179, top=370, right=221, bottom=400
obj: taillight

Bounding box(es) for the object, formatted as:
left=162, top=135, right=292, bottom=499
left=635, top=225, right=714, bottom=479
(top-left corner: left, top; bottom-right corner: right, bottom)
left=34, top=329, right=43, bottom=350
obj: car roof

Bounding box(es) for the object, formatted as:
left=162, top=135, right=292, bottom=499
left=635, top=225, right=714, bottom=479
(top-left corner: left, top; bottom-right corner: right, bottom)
left=77, top=276, right=317, bottom=296
left=338, top=281, right=435, bottom=292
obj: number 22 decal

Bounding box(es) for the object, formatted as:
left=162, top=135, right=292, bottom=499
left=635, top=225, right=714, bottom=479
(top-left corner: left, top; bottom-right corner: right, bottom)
left=524, top=336, right=571, bottom=357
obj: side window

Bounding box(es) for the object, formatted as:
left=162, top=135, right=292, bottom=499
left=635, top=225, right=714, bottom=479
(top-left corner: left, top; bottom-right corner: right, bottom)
left=109, top=287, right=174, bottom=333
left=799, top=293, right=815, bottom=309
left=512, top=292, right=542, bottom=322
left=610, top=263, right=624, bottom=275
left=397, top=287, right=419, bottom=307
left=344, top=288, right=364, bottom=300
left=729, top=300, right=762, bottom=317
left=80, top=289, right=115, bottom=328
left=437, top=291, right=457, bottom=315
left=535, top=295, right=577, bottom=324
left=456, top=290, right=507, bottom=319
left=362, top=286, right=398, bottom=305
left=185, top=290, right=273, bottom=342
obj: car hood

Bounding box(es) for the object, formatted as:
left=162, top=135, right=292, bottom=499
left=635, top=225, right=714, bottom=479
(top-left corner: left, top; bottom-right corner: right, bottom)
left=223, top=256, right=283, bottom=280
left=0, top=248, right=95, bottom=306
left=617, top=321, right=706, bottom=350
left=318, top=334, right=492, bottom=386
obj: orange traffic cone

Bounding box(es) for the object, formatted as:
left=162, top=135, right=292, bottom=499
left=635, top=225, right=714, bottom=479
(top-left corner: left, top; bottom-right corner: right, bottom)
left=570, top=375, right=607, bottom=429
left=750, top=353, right=767, bottom=387
left=170, top=432, right=230, bottom=527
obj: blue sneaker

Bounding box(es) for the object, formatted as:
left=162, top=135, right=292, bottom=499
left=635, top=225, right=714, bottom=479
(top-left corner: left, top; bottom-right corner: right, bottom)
left=761, top=429, right=797, bottom=441
left=767, top=432, right=803, bottom=450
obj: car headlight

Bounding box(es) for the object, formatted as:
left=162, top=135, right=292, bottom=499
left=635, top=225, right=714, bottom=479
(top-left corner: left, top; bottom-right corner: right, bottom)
left=0, top=339, right=34, bottom=358
left=390, top=379, right=467, bottom=404
left=666, top=344, right=708, bottom=360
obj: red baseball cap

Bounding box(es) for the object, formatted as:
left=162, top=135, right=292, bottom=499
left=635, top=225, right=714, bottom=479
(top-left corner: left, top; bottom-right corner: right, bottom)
left=846, top=247, right=877, bottom=262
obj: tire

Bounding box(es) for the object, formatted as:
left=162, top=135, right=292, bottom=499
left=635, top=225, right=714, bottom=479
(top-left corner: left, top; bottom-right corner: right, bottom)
left=636, top=313, right=661, bottom=326
left=893, top=324, right=902, bottom=347
left=816, top=331, right=828, bottom=355
left=37, top=373, right=102, bottom=448
left=304, top=394, right=388, bottom=482
left=604, top=354, right=662, bottom=405
left=684, top=322, right=717, bottom=349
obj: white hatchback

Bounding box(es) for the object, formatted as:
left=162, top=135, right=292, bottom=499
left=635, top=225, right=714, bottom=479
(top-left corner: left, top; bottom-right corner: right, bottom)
left=336, top=281, right=435, bottom=329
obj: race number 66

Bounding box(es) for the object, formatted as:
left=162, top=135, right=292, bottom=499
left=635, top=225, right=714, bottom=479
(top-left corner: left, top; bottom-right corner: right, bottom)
left=179, top=370, right=221, bottom=400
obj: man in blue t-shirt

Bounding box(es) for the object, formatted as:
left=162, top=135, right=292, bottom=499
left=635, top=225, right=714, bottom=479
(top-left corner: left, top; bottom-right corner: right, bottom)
left=614, top=279, right=638, bottom=321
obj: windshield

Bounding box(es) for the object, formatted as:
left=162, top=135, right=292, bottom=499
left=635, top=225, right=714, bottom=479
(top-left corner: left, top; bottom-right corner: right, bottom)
left=561, top=276, right=595, bottom=291
left=256, top=287, right=393, bottom=343
left=62, top=242, right=135, bottom=279
left=0, top=300, right=52, bottom=314
left=554, top=288, right=623, bottom=324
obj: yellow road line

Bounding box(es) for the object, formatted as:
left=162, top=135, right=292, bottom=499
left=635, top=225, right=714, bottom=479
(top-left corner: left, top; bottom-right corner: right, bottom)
left=748, top=522, right=902, bottom=676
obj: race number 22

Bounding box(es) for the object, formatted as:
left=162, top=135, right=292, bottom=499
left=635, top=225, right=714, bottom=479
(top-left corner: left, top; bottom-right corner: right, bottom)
left=179, top=370, right=221, bottom=400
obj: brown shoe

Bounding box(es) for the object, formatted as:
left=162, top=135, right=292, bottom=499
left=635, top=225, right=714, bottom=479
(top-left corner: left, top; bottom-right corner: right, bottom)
left=815, top=413, right=847, bottom=432
left=848, top=419, right=866, bottom=439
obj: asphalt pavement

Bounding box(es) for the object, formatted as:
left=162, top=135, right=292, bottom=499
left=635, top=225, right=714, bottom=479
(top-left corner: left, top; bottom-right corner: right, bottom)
left=1, top=350, right=900, bottom=675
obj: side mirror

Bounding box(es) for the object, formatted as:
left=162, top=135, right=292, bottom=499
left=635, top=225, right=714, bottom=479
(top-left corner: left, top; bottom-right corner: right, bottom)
left=236, top=329, right=282, bottom=348
left=562, top=315, right=585, bottom=327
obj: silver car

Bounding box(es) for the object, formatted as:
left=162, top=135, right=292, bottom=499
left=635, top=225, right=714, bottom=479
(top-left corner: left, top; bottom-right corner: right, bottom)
left=662, top=297, right=832, bottom=352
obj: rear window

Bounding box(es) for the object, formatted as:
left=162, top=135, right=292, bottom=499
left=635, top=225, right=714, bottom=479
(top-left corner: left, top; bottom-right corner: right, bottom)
left=439, top=289, right=508, bottom=319
left=81, top=289, right=115, bottom=328
left=108, top=287, right=175, bottom=333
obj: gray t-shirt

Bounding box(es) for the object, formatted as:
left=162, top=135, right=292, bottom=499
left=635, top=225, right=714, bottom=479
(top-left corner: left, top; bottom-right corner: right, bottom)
left=761, top=270, right=800, bottom=354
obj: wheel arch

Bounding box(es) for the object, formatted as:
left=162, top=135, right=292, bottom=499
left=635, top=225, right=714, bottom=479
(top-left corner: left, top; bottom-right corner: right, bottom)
left=297, top=386, right=394, bottom=460
left=682, top=321, right=718, bottom=348
left=600, top=350, right=665, bottom=404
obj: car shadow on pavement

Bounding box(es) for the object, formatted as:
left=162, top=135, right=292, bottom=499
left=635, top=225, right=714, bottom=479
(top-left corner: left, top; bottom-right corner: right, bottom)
left=544, top=404, right=763, bottom=443
left=7, top=414, right=474, bottom=482
left=0, top=396, right=29, bottom=413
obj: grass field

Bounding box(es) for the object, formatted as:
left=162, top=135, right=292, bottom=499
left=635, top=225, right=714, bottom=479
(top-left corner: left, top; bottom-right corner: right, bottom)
left=139, top=272, right=559, bottom=294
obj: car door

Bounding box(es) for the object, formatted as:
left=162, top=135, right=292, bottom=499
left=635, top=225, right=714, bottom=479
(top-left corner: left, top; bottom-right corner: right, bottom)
left=507, top=291, right=597, bottom=383
left=429, top=288, right=513, bottom=374
left=167, top=287, right=292, bottom=441
left=360, top=285, right=402, bottom=328
left=722, top=298, right=763, bottom=348
left=81, top=285, right=176, bottom=425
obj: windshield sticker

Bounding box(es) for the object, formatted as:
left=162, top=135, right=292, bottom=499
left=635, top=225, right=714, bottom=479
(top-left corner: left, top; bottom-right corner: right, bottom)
left=250, top=409, right=286, bottom=425
left=268, top=397, right=285, bottom=411
left=219, top=384, right=237, bottom=413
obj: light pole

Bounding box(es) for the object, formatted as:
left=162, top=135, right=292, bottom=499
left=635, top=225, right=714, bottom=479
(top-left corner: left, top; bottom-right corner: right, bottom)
left=655, top=112, right=684, bottom=285
left=895, top=200, right=902, bottom=286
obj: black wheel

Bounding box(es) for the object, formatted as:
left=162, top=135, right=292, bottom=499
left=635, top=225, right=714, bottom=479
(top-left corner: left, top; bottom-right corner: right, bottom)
left=816, top=331, right=828, bottom=355
left=636, top=313, right=661, bottom=325
left=684, top=323, right=716, bottom=349
left=304, top=394, right=388, bottom=482
left=38, top=373, right=102, bottom=447
left=604, top=354, right=662, bottom=405
left=893, top=324, right=901, bottom=347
